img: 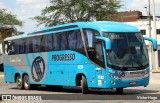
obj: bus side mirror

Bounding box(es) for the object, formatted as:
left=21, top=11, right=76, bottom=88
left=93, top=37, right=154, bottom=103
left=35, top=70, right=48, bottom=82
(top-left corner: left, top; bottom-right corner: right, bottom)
left=143, top=37, right=157, bottom=51
left=96, top=36, right=111, bottom=50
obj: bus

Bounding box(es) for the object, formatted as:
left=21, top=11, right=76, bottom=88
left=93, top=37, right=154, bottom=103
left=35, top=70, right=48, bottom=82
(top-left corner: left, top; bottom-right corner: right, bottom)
left=3, top=21, right=157, bottom=94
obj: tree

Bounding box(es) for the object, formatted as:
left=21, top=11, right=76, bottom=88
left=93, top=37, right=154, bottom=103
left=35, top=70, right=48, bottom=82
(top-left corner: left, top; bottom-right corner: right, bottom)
left=0, top=9, right=23, bottom=27
left=0, top=9, right=23, bottom=40
left=34, top=0, right=122, bottom=27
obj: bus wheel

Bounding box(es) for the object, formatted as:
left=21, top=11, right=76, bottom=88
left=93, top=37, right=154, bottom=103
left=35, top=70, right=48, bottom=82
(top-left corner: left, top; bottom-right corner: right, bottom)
left=16, top=75, right=23, bottom=89
left=81, top=75, right=88, bottom=94
left=23, top=75, right=31, bottom=90
left=116, top=88, right=123, bottom=93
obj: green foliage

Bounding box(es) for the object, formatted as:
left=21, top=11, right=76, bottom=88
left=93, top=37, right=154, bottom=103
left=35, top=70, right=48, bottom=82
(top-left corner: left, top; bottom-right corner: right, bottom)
left=34, top=0, right=122, bottom=26
left=0, top=9, right=24, bottom=40
left=0, top=9, right=23, bottom=27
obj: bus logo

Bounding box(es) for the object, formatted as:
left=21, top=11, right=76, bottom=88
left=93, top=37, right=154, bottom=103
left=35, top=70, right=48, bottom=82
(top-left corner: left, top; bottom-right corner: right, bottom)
left=31, top=56, right=45, bottom=82
left=119, top=71, right=125, bottom=77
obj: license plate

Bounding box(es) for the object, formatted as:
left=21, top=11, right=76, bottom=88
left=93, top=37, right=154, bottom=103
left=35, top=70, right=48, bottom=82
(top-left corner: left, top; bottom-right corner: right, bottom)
left=129, top=82, right=136, bottom=85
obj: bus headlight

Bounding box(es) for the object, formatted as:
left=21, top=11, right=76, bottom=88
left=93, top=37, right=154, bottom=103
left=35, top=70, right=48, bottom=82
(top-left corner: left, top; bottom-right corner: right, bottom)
left=108, top=73, right=122, bottom=80
left=144, top=71, right=149, bottom=77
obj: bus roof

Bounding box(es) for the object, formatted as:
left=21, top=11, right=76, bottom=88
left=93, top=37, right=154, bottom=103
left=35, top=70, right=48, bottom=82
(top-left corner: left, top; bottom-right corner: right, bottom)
left=4, top=21, right=139, bottom=41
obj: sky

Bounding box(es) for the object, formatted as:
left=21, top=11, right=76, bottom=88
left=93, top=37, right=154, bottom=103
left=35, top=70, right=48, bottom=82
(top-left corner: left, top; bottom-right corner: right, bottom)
left=0, top=0, right=160, bottom=34
left=120, top=0, right=160, bottom=16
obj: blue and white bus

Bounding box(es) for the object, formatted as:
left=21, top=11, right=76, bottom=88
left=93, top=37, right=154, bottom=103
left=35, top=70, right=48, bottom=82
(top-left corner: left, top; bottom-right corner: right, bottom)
left=3, top=21, right=157, bottom=94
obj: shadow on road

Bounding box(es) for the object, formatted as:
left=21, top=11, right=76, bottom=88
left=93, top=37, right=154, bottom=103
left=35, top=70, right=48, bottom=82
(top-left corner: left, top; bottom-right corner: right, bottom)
left=9, top=86, right=159, bottom=95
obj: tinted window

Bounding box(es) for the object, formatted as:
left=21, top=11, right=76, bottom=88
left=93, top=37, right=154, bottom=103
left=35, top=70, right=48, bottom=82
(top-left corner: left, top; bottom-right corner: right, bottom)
left=140, top=30, right=146, bottom=35
left=68, top=31, right=76, bottom=49
left=19, top=39, right=24, bottom=54
left=32, top=37, right=36, bottom=52
left=14, top=40, right=19, bottom=54
left=95, top=42, right=104, bottom=67
left=29, top=38, right=33, bottom=53
left=157, top=29, right=160, bottom=34
left=25, top=38, right=30, bottom=53
left=53, top=34, right=60, bottom=50
left=46, top=35, right=53, bottom=51
left=77, top=31, right=83, bottom=49
left=41, top=36, right=46, bottom=52
left=61, top=33, right=67, bottom=50
left=5, top=29, right=84, bottom=54
left=32, top=37, right=41, bottom=52
left=84, top=29, right=104, bottom=68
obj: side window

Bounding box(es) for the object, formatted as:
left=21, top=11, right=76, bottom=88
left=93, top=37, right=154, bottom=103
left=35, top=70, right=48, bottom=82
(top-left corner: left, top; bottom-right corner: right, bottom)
left=84, top=29, right=104, bottom=68
left=4, top=41, right=8, bottom=54
left=86, top=30, right=93, bottom=48
left=84, top=29, right=99, bottom=48
left=66, top=30, right=84, bottom=54
left=4, top=41, right=14, bottom=55
left=19, top=39, right=24, bottom=54
left=95, top=43, right=103, bottom=60
left=61, top=33, right=67, bottom=50
left=32, top=37, right=36, bottom=52
left=41, top=36, right=46, bottom=52
left=14, top=40, right=19, bottom=54
left=77, top=31, right=83, bottom=49
left=25, top=38, right=30, bottom=53
left=46, top=35, right=53, bottom=51
left=37, top=36, right=41, bottom=52
left=68, top=31, right=76, bottom=49
left=95, top=41, right=104, bottom=67
left=53, top=34, right=60, bottom=50
left=32, top=36, right=41, bottom=53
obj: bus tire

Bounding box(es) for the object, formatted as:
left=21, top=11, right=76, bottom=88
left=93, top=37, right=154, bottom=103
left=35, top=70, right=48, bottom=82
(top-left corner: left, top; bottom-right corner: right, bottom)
left=81, top=75, right=88, bottom=94
left=16, top=75, right=23, bottom=89
left=23, top=74, right=31, bottom=90
left=116, top=88, right=123, bottom=93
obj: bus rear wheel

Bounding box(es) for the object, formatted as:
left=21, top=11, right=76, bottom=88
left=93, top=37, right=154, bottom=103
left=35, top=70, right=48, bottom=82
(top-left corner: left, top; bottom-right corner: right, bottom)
left=23, top=75, right=31, bottom=90
left=116, top=88, right=123, bottom=93
left=81, top=75, right=89, bottom=94
left=16, top=75, right=23, bottom=89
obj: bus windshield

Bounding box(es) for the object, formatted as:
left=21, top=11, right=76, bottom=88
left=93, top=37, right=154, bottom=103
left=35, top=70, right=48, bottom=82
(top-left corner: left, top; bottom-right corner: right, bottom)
left=104, top=32, right=149, bottom=70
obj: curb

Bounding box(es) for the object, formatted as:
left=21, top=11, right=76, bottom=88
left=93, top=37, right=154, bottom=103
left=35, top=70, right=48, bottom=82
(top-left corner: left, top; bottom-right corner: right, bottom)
left=150, top=72, right=160, bottom=73
left=0, top=75, right=4, bottom=77
left=150, top=70, right=160, bottom=73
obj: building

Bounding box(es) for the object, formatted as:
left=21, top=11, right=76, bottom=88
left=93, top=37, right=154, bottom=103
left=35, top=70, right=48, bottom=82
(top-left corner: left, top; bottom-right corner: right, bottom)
left=113, top=10, right=160, bottom=22
left=114, top=11, right=143, bottom=22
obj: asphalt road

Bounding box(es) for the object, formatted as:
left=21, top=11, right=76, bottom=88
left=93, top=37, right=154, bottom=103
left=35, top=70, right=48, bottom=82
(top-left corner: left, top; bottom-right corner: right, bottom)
left=0, top=73, right=160, bottom=102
